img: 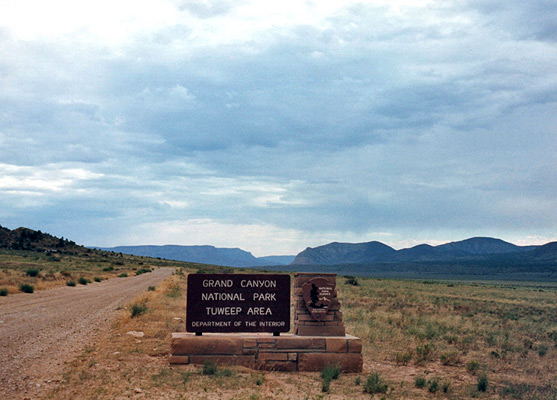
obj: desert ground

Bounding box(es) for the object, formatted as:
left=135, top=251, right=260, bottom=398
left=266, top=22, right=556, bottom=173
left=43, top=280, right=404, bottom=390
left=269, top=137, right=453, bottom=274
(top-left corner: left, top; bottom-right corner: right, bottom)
left=1, top=261, right=556, bottom=399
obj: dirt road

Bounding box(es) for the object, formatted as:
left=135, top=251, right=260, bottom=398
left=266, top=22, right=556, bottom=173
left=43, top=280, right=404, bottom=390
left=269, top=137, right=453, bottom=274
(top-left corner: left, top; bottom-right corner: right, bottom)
left=0, top=267, right=174, bottom=399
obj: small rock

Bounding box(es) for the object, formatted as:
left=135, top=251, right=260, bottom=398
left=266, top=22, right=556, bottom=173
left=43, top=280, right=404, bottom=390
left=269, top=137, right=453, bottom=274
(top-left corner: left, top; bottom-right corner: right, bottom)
left=134, top=387, right=143, bottom=393
left=173, top=317, right=182, bottom=321
left=126, top=331, right=144, bottom=338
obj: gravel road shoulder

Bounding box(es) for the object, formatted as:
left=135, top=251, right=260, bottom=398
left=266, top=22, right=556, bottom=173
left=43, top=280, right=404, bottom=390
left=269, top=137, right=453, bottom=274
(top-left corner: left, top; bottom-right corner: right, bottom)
left=0, top=267, right=174, bottom=399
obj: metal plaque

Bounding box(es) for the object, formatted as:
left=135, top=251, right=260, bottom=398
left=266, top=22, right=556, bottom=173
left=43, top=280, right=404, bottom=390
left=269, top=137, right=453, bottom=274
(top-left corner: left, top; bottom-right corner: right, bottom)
left=302, top=277, right=334, bottom=321
left=186, top=274, right=291, bottom=333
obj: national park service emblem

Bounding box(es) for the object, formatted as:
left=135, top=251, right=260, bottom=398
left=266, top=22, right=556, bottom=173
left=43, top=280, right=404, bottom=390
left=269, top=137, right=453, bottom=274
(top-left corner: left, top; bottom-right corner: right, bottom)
left=302, top=277, right=334, bottom=321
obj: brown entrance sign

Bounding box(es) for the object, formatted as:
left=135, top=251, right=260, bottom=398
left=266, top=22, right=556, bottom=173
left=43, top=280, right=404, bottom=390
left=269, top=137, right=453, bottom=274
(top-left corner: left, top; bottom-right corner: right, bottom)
left=186, top=274, right=290, bottom=333
left=302, top=277, right=334, bottom=321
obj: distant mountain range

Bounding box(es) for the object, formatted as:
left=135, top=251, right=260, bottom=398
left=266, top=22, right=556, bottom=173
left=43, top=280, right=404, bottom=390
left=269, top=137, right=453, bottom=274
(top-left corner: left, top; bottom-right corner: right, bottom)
left=98, top=245, right=296, bottom=267
left=101, top=237, right=556, bottom=269
left=2, top=225, right=555, bottom=280
left=292, top=237, right=551, bottom=265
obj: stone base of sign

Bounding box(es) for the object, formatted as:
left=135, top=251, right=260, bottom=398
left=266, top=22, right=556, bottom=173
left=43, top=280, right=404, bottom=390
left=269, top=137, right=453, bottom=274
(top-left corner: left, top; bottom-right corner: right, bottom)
left=170, top=333, right=363, bottom=372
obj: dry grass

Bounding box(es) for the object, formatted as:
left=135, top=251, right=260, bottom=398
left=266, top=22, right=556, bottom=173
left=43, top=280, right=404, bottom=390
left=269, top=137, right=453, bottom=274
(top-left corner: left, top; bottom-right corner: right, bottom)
left=0, top=249, right=202, bottom=294
left=42, top=270, right=556, bottom=399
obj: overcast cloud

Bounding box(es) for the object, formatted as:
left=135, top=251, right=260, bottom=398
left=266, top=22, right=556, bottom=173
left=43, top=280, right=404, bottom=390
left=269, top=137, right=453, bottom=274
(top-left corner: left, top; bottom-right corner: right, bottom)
left=1, top=0, right=556, bottom=256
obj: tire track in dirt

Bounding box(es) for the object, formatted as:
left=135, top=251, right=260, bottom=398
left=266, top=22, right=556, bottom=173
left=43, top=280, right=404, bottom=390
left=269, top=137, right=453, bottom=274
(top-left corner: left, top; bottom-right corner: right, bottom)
left=0, top=267, right=174, bottom=399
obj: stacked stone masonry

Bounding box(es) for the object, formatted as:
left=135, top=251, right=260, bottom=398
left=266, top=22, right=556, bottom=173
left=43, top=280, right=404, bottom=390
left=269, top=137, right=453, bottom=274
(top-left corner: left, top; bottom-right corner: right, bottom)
left=170, top=333, right=363, bottom=372
left=171, top=273, right=363, bottom=372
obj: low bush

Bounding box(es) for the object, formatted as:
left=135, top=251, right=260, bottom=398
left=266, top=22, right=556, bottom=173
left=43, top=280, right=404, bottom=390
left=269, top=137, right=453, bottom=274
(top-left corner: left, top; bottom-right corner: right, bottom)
left=25, top=268, right=40, bottom=277
left=202, top=361, right=217, bottom=375
left=78, top=277, right=88, bottom=285
left=416, top=342, right=436, bottom=363
left=148, top=286, right=156, bottom=291
left=394, top=351, right=412, bottom=365
left=363, top=372, right=388, bottom=394
left=414, top=376, right=426, bottom=388
left=0, top=287, right=8, bottom=296
left=321, top=365, right=341, bottom=392
left=118, top=273, right=128, bottom=278
left=428, top=377, right=440, bottom=393
left=477, top=373, right=488, bottom=392
left=103, top=266, right=114, bottom=272
left=66, top=280, right=76, bottom=286
left=130, top=301, right=148, bottom=318
left=135, top=268, right=152, bottom=275
left=93, top=277, right=101, bottom=282
left=442, top=381, right=451, bottom=393
left=440, top=351, right=460, bottom=365
left=345, top=276, right=359, bottom=286
left=466, top=360, right=480, bottom=374
left=19, top=283, right=34, bottom=293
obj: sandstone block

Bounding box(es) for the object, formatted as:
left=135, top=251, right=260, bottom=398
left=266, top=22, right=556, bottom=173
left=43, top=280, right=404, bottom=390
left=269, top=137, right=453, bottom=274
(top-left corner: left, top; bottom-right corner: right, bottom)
left=326, top=338, right=348, bottom=353
left=275, top=337, right=326, bottom=350
left=348, top=337, right=362, bottom=353
left=258, top=352, right=288, bottom=361
left=171, top=336, right=243, bottom=355
left=169, top=355, right=189, bottom=364
left=243, top=338, right=257, bottom=348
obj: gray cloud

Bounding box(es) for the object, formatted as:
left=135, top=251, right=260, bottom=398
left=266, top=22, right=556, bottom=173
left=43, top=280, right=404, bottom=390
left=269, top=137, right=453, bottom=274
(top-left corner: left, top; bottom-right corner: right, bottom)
left=0, top=1, right=555, bottom=253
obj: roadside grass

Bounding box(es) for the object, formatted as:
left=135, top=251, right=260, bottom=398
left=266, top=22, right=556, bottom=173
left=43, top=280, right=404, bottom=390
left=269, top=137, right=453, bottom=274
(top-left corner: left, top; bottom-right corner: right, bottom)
left=0, top=248, right=207, bottom=294
left=43, top=271, right=556, bottom=400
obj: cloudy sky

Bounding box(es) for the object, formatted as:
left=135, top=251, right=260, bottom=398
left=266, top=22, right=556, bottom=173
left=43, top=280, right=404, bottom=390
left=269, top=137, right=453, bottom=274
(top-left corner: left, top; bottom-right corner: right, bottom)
left=1, top=0, right=556, bottom=256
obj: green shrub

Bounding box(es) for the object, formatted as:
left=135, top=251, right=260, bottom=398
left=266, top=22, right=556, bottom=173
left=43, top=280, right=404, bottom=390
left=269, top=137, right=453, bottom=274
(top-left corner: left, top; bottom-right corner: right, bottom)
left=93, top=277, right=101, bottom=282
left=537, top=345, right=548, bottom=357
left=202, top=361, right=217, bottom=375
left=130, top=301, right=148, bottom=318
left=345, top=276, right=359, bottom=286
left=0, top=287, right=8, bottom=296
left=19, top=283, right=34, bottom=293
left=321, top=365, right=341, bottom=392
left=442, top=381, right=451, bottom=393
left=414, top=376, right=426, bottom=388
left=466, top=360, right=480, bottom=374
left=148, top=286, right=156, bottom=291
left=477, top=373, right=488, bottom=392
left=135, top=268, right=152, bottom=275
left=363, top=372, right=388, bottom=394
left=78, top=277, right=88, bottom=285
left=118, top=273, right=128, bottom=278
left=25, top=268, right=40, bottom=277
left=428, top=377, right=439, bottom=393
left=66, top=280, right=76, bottom=286
left=416, top=342, right=435, bottom=363
left=394, top=351, right=412, bottom=365
left=440, top=351, right=460, bottom=365
left=321, top=364, right=340, bottom=381
left=103, top=266, right=114, bottom=272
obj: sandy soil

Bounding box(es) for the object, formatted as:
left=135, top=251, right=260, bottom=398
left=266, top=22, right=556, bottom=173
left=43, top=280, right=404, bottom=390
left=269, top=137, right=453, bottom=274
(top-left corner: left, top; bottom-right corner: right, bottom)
left=0, top=267, right=174, bottom=399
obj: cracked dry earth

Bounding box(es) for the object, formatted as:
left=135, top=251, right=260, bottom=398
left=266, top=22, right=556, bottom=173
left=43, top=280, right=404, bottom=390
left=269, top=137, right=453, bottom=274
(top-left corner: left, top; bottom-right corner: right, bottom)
left=0, top=267, right=174, bottom=399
